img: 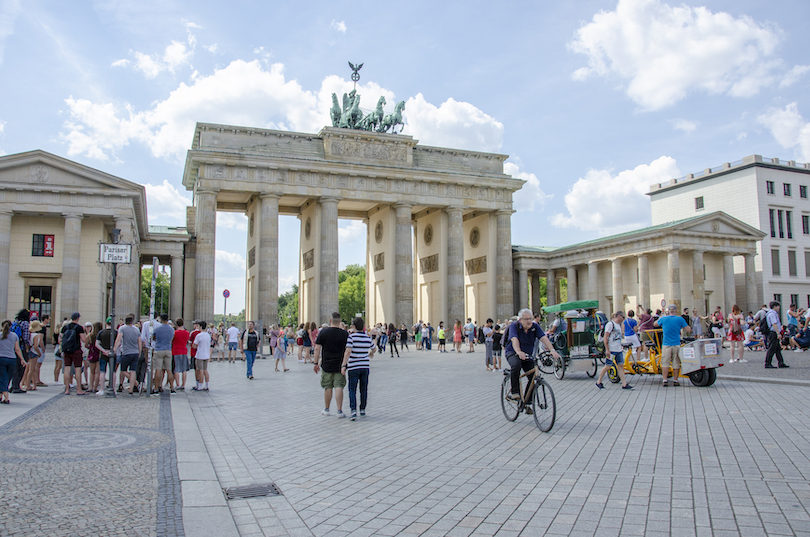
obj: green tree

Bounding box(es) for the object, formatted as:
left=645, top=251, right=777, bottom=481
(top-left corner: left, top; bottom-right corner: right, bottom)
left=213, top=309, right=246, bottom=325
left=278, top=285, right=299, bottom=327
left=338, top=264, right=366, bottom=322
left=140, top=267, right=170, bottom=317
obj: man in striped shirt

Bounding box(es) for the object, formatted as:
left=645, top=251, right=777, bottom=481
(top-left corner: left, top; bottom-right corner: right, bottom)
left=341, top=317, right=376, bottom=421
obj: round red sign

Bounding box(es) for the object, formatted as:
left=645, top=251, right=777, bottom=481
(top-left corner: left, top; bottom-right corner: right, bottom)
left=223, top=289, right=230, bottom=298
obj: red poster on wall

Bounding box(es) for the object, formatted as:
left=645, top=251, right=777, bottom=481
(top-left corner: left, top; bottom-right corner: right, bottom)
left=44, top=235, right=54, bottom=257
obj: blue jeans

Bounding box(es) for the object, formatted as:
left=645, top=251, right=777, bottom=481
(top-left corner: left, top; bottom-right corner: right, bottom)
left=0, top=356, right=16, bottom=393
left=244, top=351, right=256, bottom=377
left=347, top=368, right=369, bottom=412
left=380, top=335, right=387, bottom=351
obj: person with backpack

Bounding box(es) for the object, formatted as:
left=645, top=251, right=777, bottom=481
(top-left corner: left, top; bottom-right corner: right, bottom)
left=595, top=311, right=633, bottom=390
left=240, top=321, right=260, bottom=379
left=9, top=309, right=31, bottom=394
left=0, top=320, right=27, bottom=404
left=60, top=312, right=89, bottom=395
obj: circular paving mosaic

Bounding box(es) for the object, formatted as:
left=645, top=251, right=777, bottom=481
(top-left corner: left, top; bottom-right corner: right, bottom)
left=0, top=427, right=171, bottom=460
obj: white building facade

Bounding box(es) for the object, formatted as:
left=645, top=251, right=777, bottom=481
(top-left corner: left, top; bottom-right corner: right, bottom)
left=649, top=155, right=810, bottom=311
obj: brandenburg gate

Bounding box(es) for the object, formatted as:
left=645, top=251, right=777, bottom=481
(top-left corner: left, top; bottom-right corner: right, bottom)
left=181, top=122, right=524, bottom=327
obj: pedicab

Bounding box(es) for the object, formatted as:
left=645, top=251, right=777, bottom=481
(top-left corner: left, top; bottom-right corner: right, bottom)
left=540, top=300, right=608, bottom=379
left=606, top=329, right=723, bottom=386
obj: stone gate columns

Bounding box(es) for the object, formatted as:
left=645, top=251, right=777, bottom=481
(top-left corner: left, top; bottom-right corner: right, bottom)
left=588, top=261, right=598, bottom=303
left=744, top=254, right=758, bottom=313
left=546, top=269, right=556, bottom=307
left=531, top=271, right=541, bottom=314
left=61, top=213, right=83, bottom=320
left=115, top=216, right=136, bottom=317
left=259, top=193, right=280, bottom=326
left=517, top=269, right=529, bottom=310
left=319, top=197, right=340, bottom=321
left=567, top=266, right=578, bottom=302
left=170, top=254, right=183, bottom=320
left=638, top=255, right=650, bottom=311
left=446, top=207, right=464, bottom=323
left=723, top=254, right=736, bottom=314
left=394, top=203, right=413, bottom=326
left=611, top=258, right=623, bottom=313
left=0, top=210, right=12, bottom=320
left=667, top=248, right=681, bottom=311
left=194, top=189, right=217, bottom=320
left=692, top=250, right=705, bottom=314
left=495, top=210, right=514, bottom=320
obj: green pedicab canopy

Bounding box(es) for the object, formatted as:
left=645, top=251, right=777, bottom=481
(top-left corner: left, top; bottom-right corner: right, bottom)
left=541, top=300, right=600, bottom=314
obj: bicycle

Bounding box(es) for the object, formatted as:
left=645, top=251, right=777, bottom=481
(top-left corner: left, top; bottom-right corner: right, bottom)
left=538, top=335, right=567, bottom=379
left=500, top=352, right=556, bottom=432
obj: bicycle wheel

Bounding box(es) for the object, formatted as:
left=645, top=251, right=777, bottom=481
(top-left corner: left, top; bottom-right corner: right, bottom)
left=538, top=352, right=554, bottom=375
left=532, top=378, right=556, bottom=432
left=554, top=356, right=566, bottom=380
left=586, top=357, right=598, bottom=378
left=501, top=374, right=520, bottom=421
left=607, top=364, right=621, bottom=383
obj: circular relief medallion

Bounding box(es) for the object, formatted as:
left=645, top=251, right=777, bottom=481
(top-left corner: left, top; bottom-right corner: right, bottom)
left=305, top=217, right=312, bottom=240
left=424, top=224, right=433, bottom=246
left=711, top=221, right=720, bottom=232
left=470, top=227, right=480, bottom=248
left=249, top=213, right=255, bottom=238
left=375, top=221, right=383, bottom=244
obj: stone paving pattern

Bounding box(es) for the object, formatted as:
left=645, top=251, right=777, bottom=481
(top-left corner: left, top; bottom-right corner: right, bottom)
left=187, top=347, right=810, bottom=536
left=717, top=347, right=810, bottom=381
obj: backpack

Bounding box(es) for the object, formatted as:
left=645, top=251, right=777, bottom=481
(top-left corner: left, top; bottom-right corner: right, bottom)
left=759, top=314, right=770, bottom=337
left=61, top=323, right=80, bottom=354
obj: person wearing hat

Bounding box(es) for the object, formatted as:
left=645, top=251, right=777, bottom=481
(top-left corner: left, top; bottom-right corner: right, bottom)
left=654, top=304, right=691, bottom=387
left=23, top=319, right=43, bottom=391
left=60, top=312, right=89, bottom=394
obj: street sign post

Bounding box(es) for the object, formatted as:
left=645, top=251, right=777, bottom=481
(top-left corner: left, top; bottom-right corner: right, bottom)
left=99, top=243, right=132, bottom=264
left=98, top=234, right=131, bottom=397
left=223, top=289, right=230, bottom=322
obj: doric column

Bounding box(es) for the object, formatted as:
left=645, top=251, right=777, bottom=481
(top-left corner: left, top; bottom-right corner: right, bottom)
left=667, top=248, right=681, bottom=311
left=170, top=254, right=183, bottom=320
left=530, top=271, right=541, bottom=314
left=61, top=213, right=83, bottom=320
left=692, top=250, right=705, bottom=315
left=546, top=269, right=557, bottom=307
left=638, top=255, right=650, bottom=312
left=319, top=197, right=340, bottom=322
left=588, top=261, right=599, bottom=302
left=744, top=254, right=758, bottom=313
left=611, top=258, right=623, bottom=313
left=259, top=193, right=280, bottom=326
left=194, top=190, right=217, bottom=321
left=723, top=254, right=736, bottom=314
left=495, top=210, right=514, bottom=320
left=446, top=207, right=464, bottom=323
left=394, top=203, right=413, bottom=327
left=567, top=266, right=578, bottom=302
left=114, top=216, right=136, bottom=318
left=517, top=269, right=529, bottom=310
left=0, top=210, right=12, bottom=320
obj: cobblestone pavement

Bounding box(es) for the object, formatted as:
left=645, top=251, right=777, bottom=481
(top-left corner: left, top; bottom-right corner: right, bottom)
left=185, top=346, right=810, bottom=537
left=0, top=388, right=182, bottom=537
left=717, top=347, right=810, bottom=382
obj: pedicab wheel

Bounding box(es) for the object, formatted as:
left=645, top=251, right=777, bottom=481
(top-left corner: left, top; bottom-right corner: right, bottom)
left=586, top=357, right=598, bottom=378
left=688, top=368, right=717, bottom=387
left=538, top=352, right=555, bottom=375
left=532, top=378, right=556, bottom=432
left=501, top=375, right=520, bottom=421
left=553, top=356, right=566, bottom=380
left=607, top=364, right=621, bottom=383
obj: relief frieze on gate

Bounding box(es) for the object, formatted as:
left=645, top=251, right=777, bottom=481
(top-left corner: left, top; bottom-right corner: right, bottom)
left=465, top=256, right=487, bottom=275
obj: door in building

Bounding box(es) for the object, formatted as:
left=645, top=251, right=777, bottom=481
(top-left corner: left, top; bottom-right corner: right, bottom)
left=28, top=286, right=52, bottom=320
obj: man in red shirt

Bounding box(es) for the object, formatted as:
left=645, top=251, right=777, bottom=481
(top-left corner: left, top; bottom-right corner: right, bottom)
left=188, top=321, right=201, bottom=388
left=171, top=318, right=191, bottom=390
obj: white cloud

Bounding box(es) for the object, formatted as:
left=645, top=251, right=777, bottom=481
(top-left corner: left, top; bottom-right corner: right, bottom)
left=569, top=0, right=787, bottom=110
left=338, top=220, right=366, bottom=246
left=0, top=119, right=4, bottom=134
left=330, top=20, right=347, bottom=34
left=60, top=60, right=503, bottom=161
left=551, top=156, right=680, bottom=234
left=671, top=119, right=698, bottom=133
left=504, top=162, right=551, bottom=212
left=117, top=23, right=198, bottom=79
left=404, top=93, right=504, bottom=152
left=144, top=180, right=191, bottom=226
left=204, top=43, right=218, bottom=54
left=0, top=0, right=21, bottom=66
left=279, top=275, right=297, bottom=293
left=216, top=249, right=245, bottom=270
left=757, top=102, right=810, bottom=162
left=111, top=58, right=129, bottom=67
left=780, top=65, right=810, bottom=88
left=217, top=212, right=247, bottom=232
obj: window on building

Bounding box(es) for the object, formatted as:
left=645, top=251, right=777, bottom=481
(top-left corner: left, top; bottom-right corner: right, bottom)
left=767, top=181, right=775, bottom=194
left=806, top=251, right=810, bottom=277
left=791, top=294, right=799, bottom=308
left=784, top=183, right=792, bottom=196
left=31, top=234, right=54, bottom=257
left=695, top=196, right=704, bottom=210
left=803, top=215, right=810, bottom=235
left=789, top=250, right=797, bottom=276
left=772, top=249, right=781, bottom=276
left=775, top=293, right=782, bottom=305
left=801, top=185, right=808, bottom=198
left=770, top=209, right=776, bottom=237
left=778, top=210, right=785, bottom=238
left=787, top=211, right=794, bottom=239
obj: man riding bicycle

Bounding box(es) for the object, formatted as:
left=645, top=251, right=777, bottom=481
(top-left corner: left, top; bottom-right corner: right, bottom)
left=506, top=308, right=561, bottom=414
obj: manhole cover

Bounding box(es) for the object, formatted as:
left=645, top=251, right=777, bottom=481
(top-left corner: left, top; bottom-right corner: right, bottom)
left=223, top=483, right=282, bottom=500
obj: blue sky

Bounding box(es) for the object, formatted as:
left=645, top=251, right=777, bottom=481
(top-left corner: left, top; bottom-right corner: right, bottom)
left=2, top=0, right=809, bottom=314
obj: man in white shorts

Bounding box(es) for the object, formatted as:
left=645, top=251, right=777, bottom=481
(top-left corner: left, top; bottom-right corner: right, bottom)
left=192, top=321, right=212, bottom=391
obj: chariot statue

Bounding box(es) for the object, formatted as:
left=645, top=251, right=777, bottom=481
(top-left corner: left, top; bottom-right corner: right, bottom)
left=328, top=62, right=406, bottom=134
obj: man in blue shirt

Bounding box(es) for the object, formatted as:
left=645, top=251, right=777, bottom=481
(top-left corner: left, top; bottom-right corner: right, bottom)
left=506, top=308, right=561, bottom=412
left=654, top=305, right=690, bottom=387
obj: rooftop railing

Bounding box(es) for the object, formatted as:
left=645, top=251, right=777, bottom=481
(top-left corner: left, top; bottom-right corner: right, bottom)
left=650, top=155, right=810, bottom=191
